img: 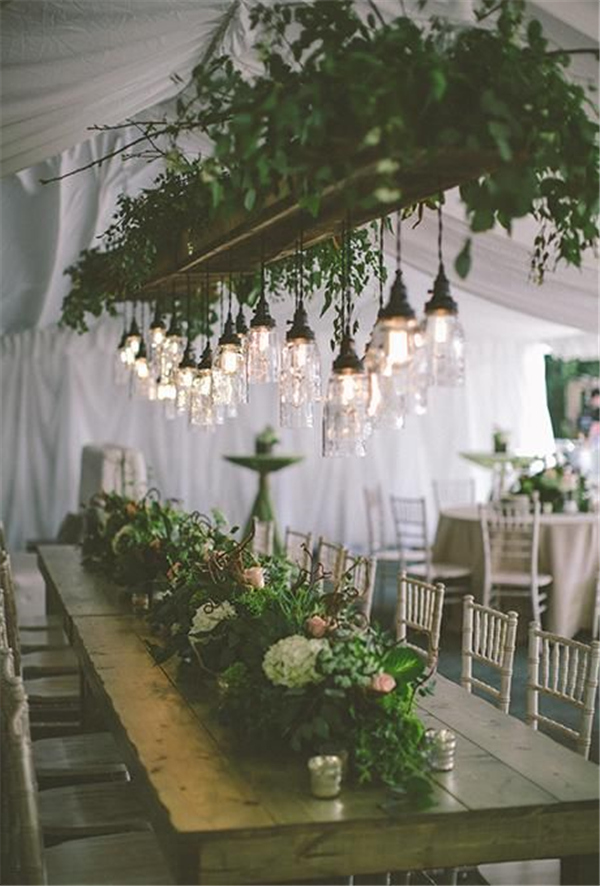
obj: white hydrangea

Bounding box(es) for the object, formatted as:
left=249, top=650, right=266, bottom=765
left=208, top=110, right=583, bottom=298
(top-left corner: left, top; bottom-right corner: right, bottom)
left=189, top=600, right=236, bottom=634
left=263, top=635, right=326, bottom=688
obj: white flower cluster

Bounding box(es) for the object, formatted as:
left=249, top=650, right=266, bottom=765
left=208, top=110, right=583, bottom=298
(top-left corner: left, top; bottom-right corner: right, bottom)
left=262, top=635, right=326, bottom=688
left=189, top=600, right=236, bottom=634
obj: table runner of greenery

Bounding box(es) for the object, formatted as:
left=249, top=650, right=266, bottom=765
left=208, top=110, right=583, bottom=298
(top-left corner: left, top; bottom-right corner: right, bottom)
left=82, top=490, right=434, bottom=804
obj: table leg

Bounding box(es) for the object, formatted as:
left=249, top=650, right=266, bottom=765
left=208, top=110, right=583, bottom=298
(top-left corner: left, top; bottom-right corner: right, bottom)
left=561, top=853, right=600, bottom=885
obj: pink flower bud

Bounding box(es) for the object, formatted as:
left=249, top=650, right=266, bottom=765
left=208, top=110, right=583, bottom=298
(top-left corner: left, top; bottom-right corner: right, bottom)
left=306, top=615, right=329, bottom=638
left=243, top=566, right=265, bottom=589
left=370, top=672, right=396, bottom=694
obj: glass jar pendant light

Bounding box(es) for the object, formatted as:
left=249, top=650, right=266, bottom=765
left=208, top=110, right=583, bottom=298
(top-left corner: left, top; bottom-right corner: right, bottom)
left=190, top=343, right=217, bottom=429
left=114, top=313, right=130, bottom=386
left=213, top=310, right=245, bottom=417
left=175, top=340, right=197, bottom=415
left=280, top=239, right=321, bottom=428
left=235, top=300, right=249, bottom=404
left=124, top=305, right=142, bottom=363
left=424, top=207, right=465, bottom=387
left=323, top=329, right=369, bottom=457
left=247, top=265, right=279, bottom=384
left=148, top=300, right=166, bottom=376
left=323, top=223, right=369, bottom=457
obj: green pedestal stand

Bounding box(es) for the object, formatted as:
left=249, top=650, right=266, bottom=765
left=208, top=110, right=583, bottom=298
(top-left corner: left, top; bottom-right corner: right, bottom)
left=224, top=454, right=303, bottom=554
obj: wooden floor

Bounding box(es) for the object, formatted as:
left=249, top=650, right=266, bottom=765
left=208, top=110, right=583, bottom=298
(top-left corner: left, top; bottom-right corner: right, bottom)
left=8, top=552, right=583, bottom=886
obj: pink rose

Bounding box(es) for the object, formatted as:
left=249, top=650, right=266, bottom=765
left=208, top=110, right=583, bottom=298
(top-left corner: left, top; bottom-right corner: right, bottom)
left=306, top=615, right=329, bottom=638
left=370, top=672, right=396, bottom=694
left=243, top=566, right=265, bottom=589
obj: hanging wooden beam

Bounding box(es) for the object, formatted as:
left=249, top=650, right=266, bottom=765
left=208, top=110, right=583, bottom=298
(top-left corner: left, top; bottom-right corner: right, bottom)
left=139, top=149, right=501, bottom=293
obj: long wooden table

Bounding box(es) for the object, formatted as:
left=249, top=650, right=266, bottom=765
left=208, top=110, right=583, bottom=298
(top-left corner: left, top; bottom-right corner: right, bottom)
left=38, top=546, right=600, bottom=885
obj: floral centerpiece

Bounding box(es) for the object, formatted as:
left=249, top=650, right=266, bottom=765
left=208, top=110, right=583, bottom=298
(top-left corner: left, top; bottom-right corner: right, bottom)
left=82, top=489, right=187, bottom=596
left=513, top=465, right=591, bottom=513
left=82, top=492, right=434, bottom=805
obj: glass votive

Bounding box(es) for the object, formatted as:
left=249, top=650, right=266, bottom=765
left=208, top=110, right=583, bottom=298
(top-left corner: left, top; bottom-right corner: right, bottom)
left=308, top=755, right=343, bottom=798
left=131, top=591, right=150, bottom=616
left=424, top=728, right=457, bottom=771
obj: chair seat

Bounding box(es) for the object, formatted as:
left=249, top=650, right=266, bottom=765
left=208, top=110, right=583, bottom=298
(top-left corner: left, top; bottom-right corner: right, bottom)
left=408, top=562, right=472, bottom=583
left=372, top=548, right=401, bottom=562
left=22, top=647, right=79, bottom=677
left=34, top=732, right=128, bottom=781
left=491, top=571, right=553, bottom=588
left=45, top=830, right=173, bottom=884
left=25, top=674, right=80, bottom=704
left=21, top=626, right=69, bottom=652
left=39, top=780, right=148, bottom=838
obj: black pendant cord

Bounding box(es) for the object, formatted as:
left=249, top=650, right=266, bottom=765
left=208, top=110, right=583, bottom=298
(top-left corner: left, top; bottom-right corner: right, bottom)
left=396, top=210, right=402, bottom=271
left=186, top=274, right=192, bottom=343
left=219, top=278, right=224, bottom=333
left=204, top=266, right=210, bottom=346
left=299, top=229, right=305, bottom=309
left=378, top=218, right=384, bottom=312
left=345, top=218, right=353, bottom=335
left=340, top=220, right=347, bottom=334
left=437, top=204, right=444, bottom=269
left=228, top=272, right=233, bottom=318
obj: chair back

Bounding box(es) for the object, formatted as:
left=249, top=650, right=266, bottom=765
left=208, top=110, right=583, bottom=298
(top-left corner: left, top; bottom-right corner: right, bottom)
left=0, top=522, right=6, bottom=553
left=0, top=552, right=21, bottom=675
left=461, top=595, right=518, bottom=713
left=390, top=496, right=429, bottom=569
left=314, top=537, right=347, bottom=593
left=364, top=486, right=387, bottom=554
left=479, top=500, right=541, bottom=606
left=592, top=569, right=600, bottom=641
left=284, top=528, right=313, bottom=573
left=341, top=554, right=376, bottom=621
left=526, top=623, right=600, bottom=759
left=0, top=648, right=46, bottom=884
left=395, top=571, right=445, bottom=669
left=251, top=518, right=274, bottom=557
left=433, top=479, right=476, bottom=510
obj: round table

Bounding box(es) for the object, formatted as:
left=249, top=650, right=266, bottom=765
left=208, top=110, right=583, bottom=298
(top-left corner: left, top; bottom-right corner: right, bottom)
left=460, top=451, right=540, bottom=500
left=433, top=505, right=599, bottom=638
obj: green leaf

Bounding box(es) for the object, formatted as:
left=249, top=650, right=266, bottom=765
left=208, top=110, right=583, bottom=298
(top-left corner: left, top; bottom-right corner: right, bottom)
left=454, top=237, right=472, bottom=279
left=244, top=188, right=257, bottom=212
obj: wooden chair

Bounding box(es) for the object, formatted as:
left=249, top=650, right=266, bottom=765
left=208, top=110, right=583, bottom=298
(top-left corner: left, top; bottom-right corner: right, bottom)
left=251, top=517, right=274, bottom=557
left=340, top=553, right=376, bottom=621
left=480, top=500, right=551, bottom=623
left=432, top=478, right=476, bottom=510
left=390, top=495, right=471, bottom=595
left=314, top=537, right=348, bottom=593
left=526, top=623, right=600, bottom=759
left=363, top=485, right=398, bottom=560
left=0, top=648, right=172, bottom=885
left=461, top=595, right=519, bottom=713
left=395, top=571, right=445, bottom=669
left=592, top=570, right=600, bottom=640
left=284, top=528, right=313, bottom=572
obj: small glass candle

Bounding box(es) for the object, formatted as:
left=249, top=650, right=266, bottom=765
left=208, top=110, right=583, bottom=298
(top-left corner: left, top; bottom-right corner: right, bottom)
left=424, top=728, right=457, bottom=771
left=308, top=755, right=343, bottom=798
left=131, top=591, right=150, bottom=616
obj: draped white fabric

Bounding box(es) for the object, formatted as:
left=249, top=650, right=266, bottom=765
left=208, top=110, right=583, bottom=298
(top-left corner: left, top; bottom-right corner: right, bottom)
left=0, top=0, right=597, bottom=550
left=0, top=263, right=563, bottom=551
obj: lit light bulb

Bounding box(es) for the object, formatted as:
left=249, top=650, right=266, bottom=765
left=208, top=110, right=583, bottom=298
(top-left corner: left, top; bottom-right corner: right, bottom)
left=214, top=313, right=245, bottom=415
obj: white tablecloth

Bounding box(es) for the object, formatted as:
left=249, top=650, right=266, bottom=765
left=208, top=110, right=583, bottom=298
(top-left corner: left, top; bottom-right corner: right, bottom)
left=433, top=505, right=599, bottom=639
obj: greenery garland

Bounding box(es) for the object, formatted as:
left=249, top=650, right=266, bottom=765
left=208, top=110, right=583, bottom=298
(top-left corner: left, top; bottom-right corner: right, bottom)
left=61, top=0, right=598, bottom=334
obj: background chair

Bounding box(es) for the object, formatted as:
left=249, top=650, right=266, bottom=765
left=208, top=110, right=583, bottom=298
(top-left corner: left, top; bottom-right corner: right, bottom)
left=314, top=537, right=347, bottom=593
left=390, top=495, right=471, bottom=598
left=0, top=649, right=172, bottom=885
left=395, top=571, right=445, bottom=669
left=526, top=623, right=600, bottom=759
left=461, top=595, right=519, bottom=713
left=480, top=500, right=551, bottom=623
left=251, top=517, right=274, bottom=557
left=340, top=553, right=376, bottom=621
left=284, top=528, right=312, bottom=572
left=432, top=478, right=476, bottom=511
left=363, top=485, right=398, bottom=560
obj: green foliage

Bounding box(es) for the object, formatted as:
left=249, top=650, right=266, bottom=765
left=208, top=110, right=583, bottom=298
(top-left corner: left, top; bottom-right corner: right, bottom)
left=61, top=0, right=598, bottom=334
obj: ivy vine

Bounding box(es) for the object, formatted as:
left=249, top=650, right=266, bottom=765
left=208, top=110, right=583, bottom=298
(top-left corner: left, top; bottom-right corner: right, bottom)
left=60, top=0, right=598, bottom=334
